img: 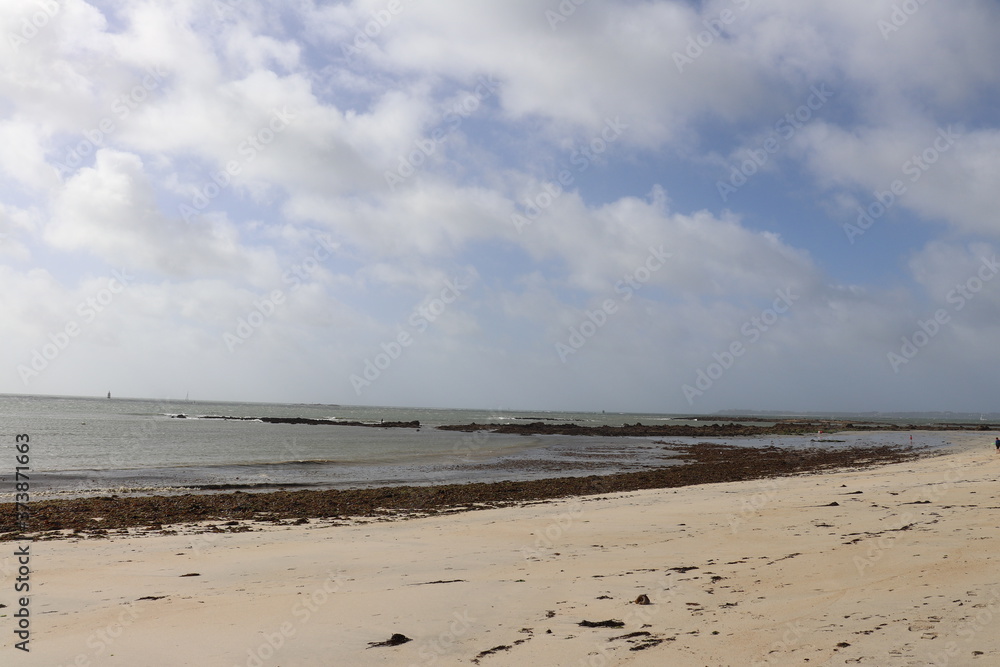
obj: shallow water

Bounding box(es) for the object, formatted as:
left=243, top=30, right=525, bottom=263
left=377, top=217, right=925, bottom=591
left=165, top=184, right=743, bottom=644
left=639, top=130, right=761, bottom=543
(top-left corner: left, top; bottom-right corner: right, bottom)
left=0, top=394, right=972, bottom=499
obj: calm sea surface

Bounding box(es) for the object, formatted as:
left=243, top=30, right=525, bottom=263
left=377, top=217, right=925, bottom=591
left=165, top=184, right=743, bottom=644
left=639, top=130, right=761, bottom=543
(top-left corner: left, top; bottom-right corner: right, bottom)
left=0, top=394, right=980, bottom=500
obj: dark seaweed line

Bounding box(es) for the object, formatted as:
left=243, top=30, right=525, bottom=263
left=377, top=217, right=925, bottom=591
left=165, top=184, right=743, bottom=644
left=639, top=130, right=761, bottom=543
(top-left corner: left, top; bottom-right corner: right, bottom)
left=0, top=443, right=927, bottom=541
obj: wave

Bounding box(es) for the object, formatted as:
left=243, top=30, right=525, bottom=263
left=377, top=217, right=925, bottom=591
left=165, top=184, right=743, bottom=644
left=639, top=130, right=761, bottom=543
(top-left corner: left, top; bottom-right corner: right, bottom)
left=0, top=480, right=321, bottom=501
left=33, top=459, right=348, bottom=474
left=0, top=485, right=202, bottom=501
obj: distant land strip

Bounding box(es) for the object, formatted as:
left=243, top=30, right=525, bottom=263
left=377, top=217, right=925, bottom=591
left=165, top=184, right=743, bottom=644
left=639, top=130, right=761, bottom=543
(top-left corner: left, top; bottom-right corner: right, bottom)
left=167, top=415, right=996, bottom=437
left=172, top=415, right=421, bottom=429
left=437, top=418, right=996, bottom=437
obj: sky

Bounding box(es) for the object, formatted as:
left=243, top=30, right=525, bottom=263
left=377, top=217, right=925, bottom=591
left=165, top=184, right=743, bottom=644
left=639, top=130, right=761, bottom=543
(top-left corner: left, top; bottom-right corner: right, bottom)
left=1, top=0, right=998, bottom=413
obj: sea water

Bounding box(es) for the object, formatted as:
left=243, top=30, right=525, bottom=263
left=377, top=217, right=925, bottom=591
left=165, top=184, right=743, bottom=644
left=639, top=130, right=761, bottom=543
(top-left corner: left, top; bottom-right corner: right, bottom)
left=0, top=394, right=974, bottom=500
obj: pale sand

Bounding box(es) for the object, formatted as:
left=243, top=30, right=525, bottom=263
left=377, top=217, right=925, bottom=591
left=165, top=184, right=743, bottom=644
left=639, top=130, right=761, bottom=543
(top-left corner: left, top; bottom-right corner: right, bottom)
left=5, top=433, right=999, bottom=666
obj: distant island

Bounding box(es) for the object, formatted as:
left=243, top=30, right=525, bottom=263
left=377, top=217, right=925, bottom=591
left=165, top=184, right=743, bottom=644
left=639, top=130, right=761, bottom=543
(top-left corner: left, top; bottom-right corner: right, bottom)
left=171, top=414, right=419, bottom=428
left=438, top=417, right=995, bottom=437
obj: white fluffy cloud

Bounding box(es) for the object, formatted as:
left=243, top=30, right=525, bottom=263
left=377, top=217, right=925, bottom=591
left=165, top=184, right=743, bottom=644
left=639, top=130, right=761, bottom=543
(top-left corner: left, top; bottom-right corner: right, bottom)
left=797, top=123, right=1000, bottom=237
left=0, top=0, right=997, bottom=411
left=47, top=149, right=278, bottom=279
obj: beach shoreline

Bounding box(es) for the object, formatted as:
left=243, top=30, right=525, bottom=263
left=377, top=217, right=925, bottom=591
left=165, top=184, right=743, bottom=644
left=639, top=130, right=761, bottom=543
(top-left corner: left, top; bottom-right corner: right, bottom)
left=0, top=399, right=980, bottom=503
left=2, top=431, right=996, bottom=665
left=0, top=440, right=929, bottom=540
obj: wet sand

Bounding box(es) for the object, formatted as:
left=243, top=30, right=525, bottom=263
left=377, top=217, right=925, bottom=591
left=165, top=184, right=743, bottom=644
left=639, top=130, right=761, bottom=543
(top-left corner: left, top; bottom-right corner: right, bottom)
left=1, top=442, right=920, bottom=537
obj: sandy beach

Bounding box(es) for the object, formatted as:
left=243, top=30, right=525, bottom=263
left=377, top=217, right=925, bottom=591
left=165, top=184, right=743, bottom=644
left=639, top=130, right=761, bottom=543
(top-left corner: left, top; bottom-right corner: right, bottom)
left=4, top=432, right=998, bottom=666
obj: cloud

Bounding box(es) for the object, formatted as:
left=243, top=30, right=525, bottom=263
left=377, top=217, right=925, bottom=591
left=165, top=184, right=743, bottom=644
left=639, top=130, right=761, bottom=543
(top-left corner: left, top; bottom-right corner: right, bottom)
left=47, top=149, right=276, bottom=280
left=0, top=119, right=59, bottom=191
left=0, top=201, right=38, bottom=261
left=509, top=183, right=818, bottom=299
left=797, top=122, right=1000, bottom=237
left=0, top=0, right=998, bottom=411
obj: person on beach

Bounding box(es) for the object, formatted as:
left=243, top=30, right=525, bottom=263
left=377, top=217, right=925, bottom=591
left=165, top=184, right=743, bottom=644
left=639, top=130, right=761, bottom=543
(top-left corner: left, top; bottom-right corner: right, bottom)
left=995, top=437, right=999, bottom=452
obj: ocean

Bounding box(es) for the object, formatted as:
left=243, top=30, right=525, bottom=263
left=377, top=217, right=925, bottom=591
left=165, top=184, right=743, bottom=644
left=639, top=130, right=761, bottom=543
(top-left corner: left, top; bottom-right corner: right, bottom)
left=0, top=394, right=977, bottom=501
